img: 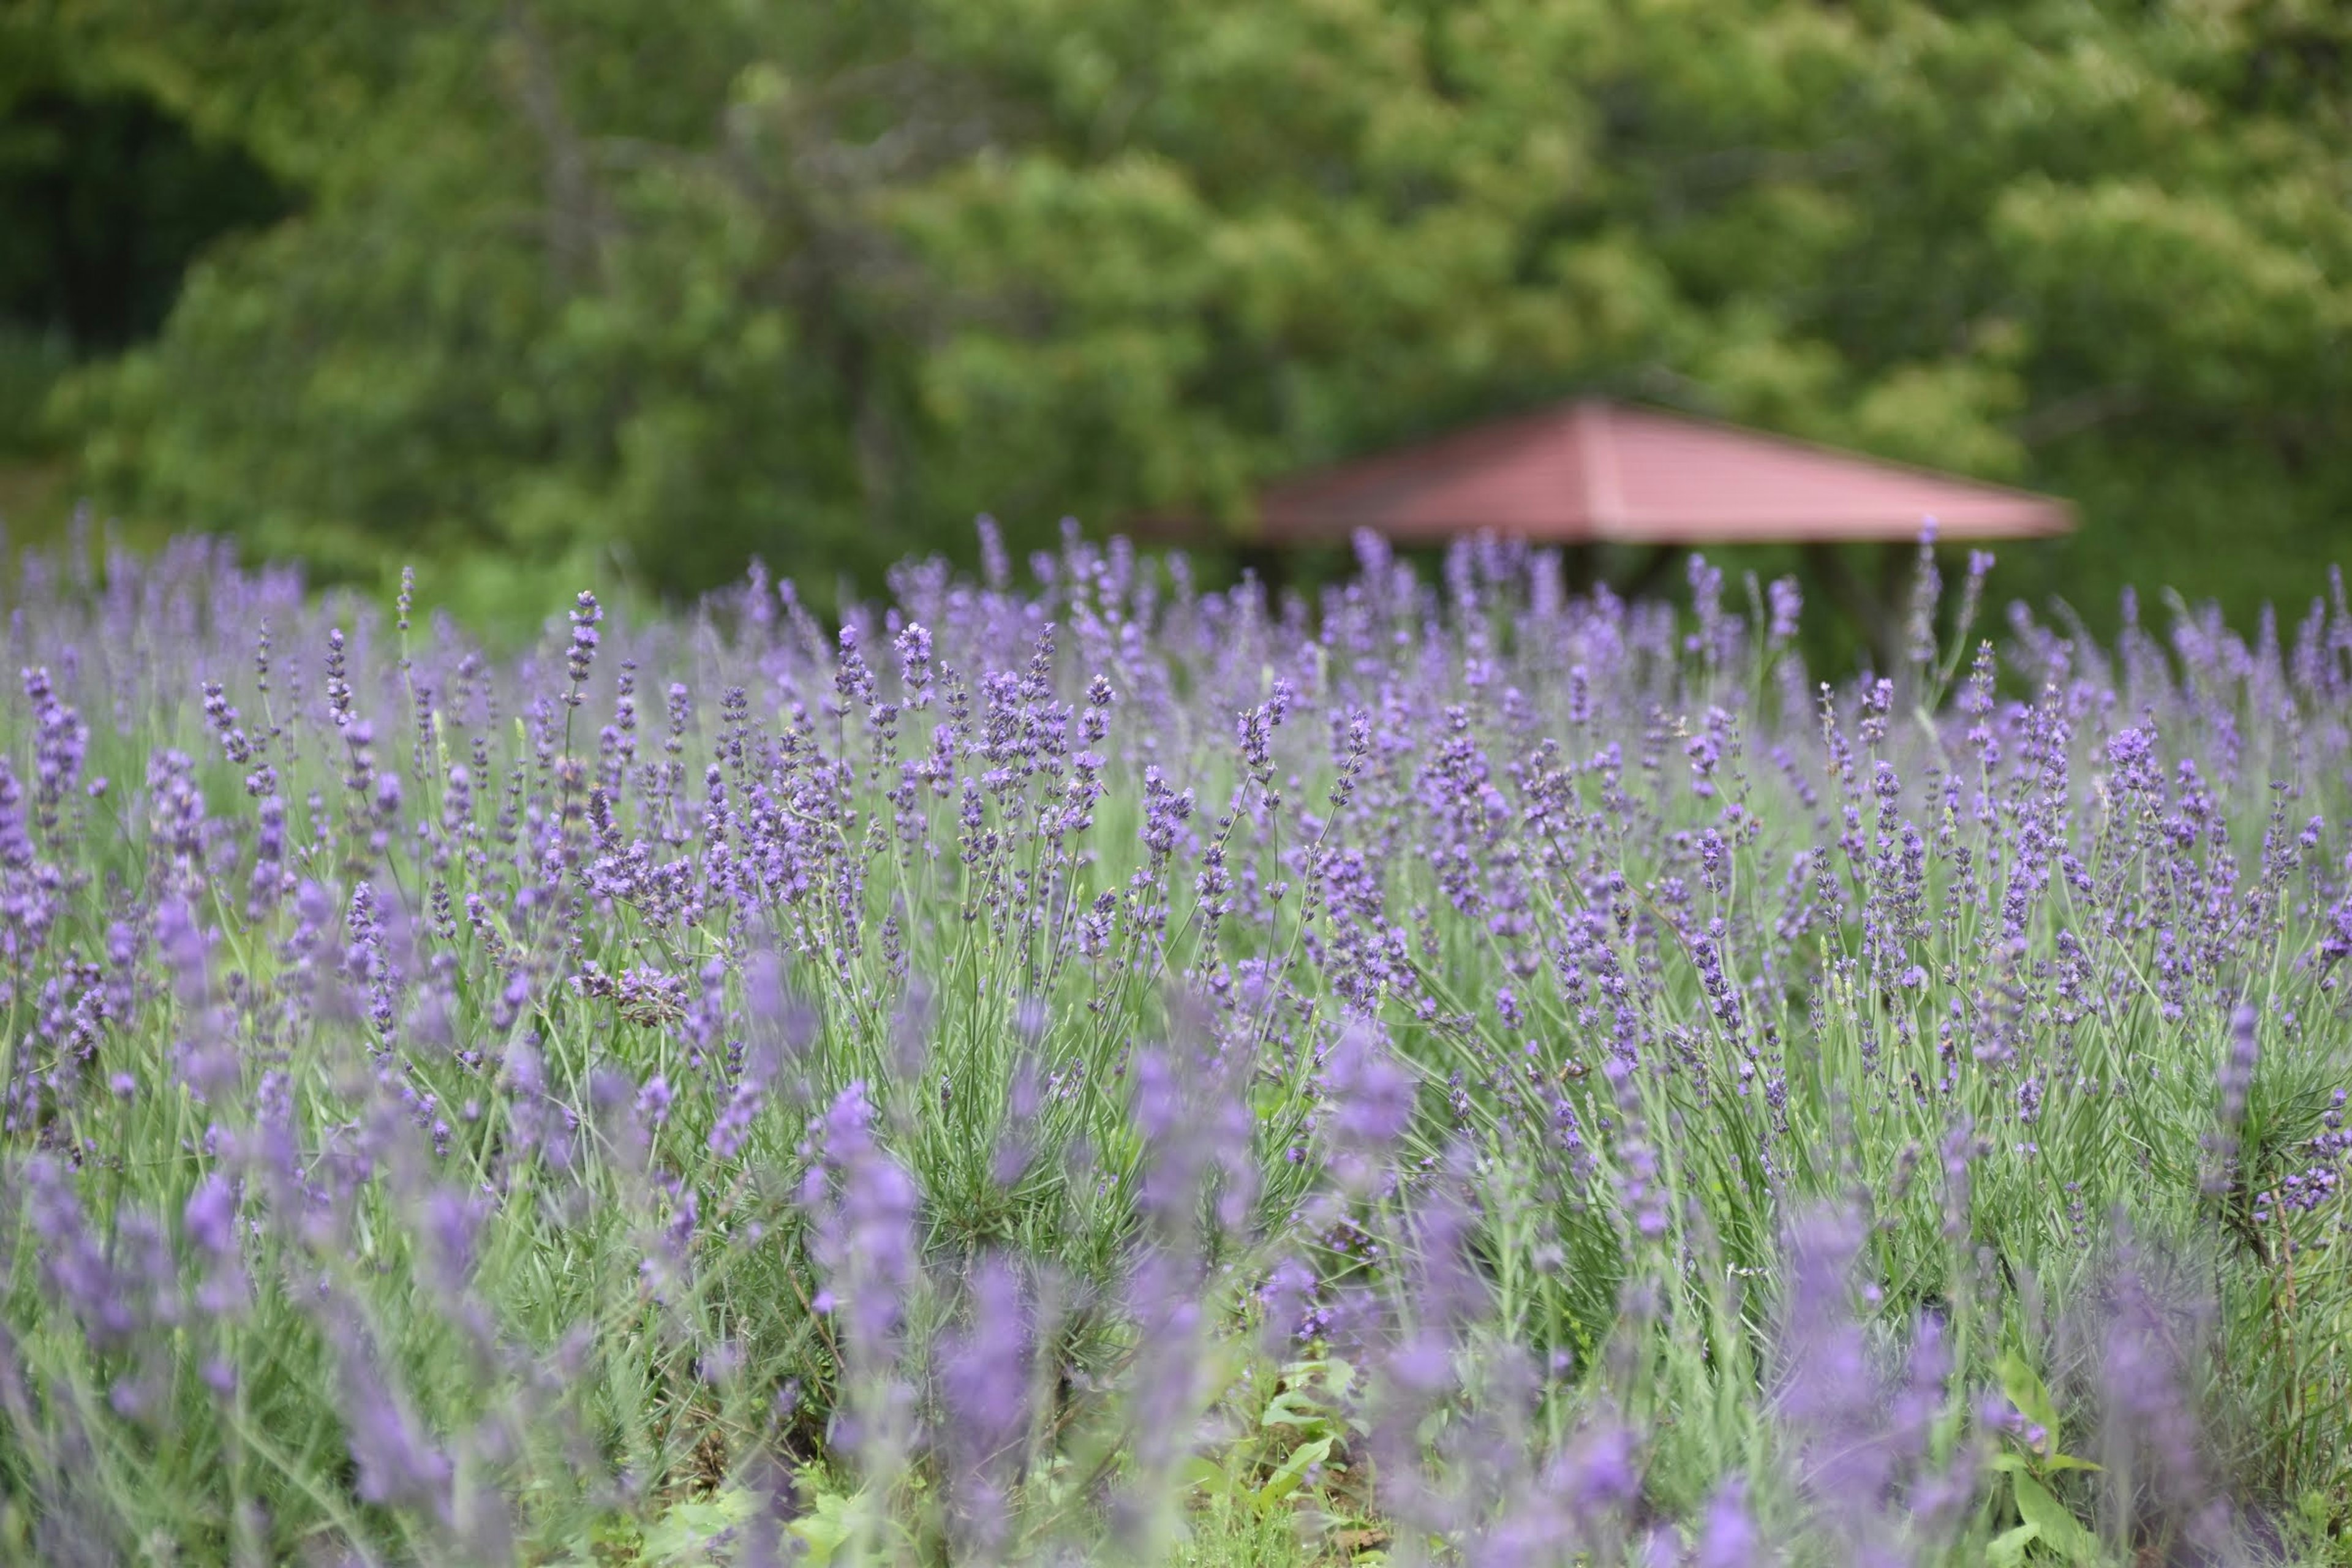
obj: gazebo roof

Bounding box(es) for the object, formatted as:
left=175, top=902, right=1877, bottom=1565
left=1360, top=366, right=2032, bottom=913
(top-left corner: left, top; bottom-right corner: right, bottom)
left=1238, top=400, right=2071, bottom=545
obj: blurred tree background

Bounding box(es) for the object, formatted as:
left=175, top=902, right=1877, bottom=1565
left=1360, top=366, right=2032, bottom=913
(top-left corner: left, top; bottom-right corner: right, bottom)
left=0, top=0, right=2346, bottom=626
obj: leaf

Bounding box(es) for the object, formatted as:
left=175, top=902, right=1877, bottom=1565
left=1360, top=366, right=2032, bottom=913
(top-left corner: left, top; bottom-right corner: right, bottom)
left=543, top=1512, right=643, bottom=1568
left=1182, top=1453, right=1239, bottom=1501
left=1987, top=1521, right=2040, bottom=1567
left=1998, top=1349, right=2060, bottom=1445
left=1262, top=1389, right=1332, bottom=1432
left=1253, top=1435, right=1334, bottom=1512
left=1311, top=1358, right=1359, bottom=1400
left=1997, top=1442, right=2103, bottom=1477
left=1265, top=1358, right=1365, bottom=1436
left=2011, top=1472, right=2097, bottom=1565
left=787, top=1490, right=860, bottom=1567
left=642, top=1491, right=758, bottom=1563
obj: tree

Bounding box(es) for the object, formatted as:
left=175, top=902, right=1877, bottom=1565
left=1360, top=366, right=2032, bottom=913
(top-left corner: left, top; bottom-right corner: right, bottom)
left=31, top=0, right=2352, bottom=623
left=0, top=8, right=285, bottom=457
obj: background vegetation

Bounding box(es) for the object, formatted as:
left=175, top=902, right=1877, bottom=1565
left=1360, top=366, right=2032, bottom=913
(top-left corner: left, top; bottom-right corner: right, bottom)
left=1, top=0, right=2348, bottom=622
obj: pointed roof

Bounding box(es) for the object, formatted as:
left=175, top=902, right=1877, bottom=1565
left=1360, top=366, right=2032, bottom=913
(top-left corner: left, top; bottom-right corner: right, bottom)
left=1244, top=400, right=2071, bottom=545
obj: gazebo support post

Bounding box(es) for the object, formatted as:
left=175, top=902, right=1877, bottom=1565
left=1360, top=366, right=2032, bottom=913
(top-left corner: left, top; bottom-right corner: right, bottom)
left=1615, top=545, right=1681, bottom=602
left=1802, top=543, right=1902, bottom=674
left=1563, top=543, right=1599, bottom=597
left=1236, top=543, right=1291, bottom=601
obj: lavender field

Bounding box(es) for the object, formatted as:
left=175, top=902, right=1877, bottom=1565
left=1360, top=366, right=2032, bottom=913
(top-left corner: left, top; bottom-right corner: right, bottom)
left=2, top=523, right=2350, bottom=1566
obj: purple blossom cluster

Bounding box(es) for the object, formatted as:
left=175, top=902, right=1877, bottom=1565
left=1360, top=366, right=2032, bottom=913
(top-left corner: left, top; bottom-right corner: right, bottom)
left=0, top=521, right=2348, bottom=1563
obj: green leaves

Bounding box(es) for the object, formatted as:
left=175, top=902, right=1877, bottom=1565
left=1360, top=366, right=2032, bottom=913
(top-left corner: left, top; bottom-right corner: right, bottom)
left=1182, top=1356, right=1367, bottom=1526
left=549, top=1480, right=865, bottom=1567
left=1258, top=1356, right=1359, bottom=1441
left=1996, top=1472, right=2098, bottom=1566
left=20, top=0, right=2351, bottom=627
left=1997, top=1349, right=2060, bottom=1452
left=1252, top=1434, right=1334, bottom=1512
left=1989, top=1351, right=2102, bottom=1564
left=782, top=1485, right=867, bottom=1567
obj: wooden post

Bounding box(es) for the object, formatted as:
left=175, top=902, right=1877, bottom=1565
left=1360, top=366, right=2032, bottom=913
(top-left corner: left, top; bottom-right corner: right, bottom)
left=1803, top=543, right=1902, bottom=673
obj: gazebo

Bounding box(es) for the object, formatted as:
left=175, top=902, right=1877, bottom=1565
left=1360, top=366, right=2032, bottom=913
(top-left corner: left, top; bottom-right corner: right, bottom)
left=1240, top=399, right=2070, bottom=548
left=1155, top=398, right=2072, bottom=655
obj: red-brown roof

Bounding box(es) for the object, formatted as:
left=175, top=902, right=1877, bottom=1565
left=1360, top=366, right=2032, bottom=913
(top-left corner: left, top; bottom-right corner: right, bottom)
left=1240, top=400, right=2071, bottom=545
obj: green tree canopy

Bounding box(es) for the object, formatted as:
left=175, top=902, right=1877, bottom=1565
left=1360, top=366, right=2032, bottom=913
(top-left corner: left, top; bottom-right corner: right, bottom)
left=0, top=8, right=285, bottom=457
left=26, top=0, right=2352, bottom=620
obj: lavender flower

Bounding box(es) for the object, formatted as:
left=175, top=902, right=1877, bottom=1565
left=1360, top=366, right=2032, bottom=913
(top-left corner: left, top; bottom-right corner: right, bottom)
left=565, top=590, right=601, bottom=703
left=0, top=519, right=2340, bottom=1562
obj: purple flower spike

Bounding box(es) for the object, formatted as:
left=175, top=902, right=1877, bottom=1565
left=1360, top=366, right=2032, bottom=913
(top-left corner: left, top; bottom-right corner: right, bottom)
left=1695, top=1476, right=1760, bottom=1568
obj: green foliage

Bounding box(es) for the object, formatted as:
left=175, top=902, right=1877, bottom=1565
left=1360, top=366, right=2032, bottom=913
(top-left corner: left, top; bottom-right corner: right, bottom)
left=1989, top=1352, right=2103, bottom=1566
left=1183, top=1356, right=1369, bottom=1526
left=0, top=0, right=289, bottom=535
left=7, top=0, right=2348, bottom=622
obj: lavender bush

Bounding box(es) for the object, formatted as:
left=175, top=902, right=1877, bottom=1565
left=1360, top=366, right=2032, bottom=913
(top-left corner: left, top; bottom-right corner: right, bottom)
left=1, top=521, right=2349, bottom=1566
